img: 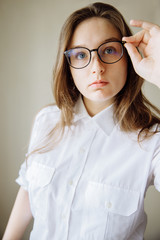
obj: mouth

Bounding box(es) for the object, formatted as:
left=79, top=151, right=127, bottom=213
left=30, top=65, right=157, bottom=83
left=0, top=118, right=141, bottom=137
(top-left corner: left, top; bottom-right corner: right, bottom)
left=89, top=80, right=109, bottom=88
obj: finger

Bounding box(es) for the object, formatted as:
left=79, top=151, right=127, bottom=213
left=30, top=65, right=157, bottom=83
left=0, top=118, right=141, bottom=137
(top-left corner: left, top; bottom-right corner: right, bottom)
left=129, top=20, right=157, bottom=31
left=138, top=42, right=147, bottom=57
left=124, top=43, right=142, bottom=68
left=122, top=36, right=135, bottom=42
left=122, top=34, right=142, bottom=45
left=123, top=30, right=149, bottom=46
left=123, top=27, right=151, bottom=47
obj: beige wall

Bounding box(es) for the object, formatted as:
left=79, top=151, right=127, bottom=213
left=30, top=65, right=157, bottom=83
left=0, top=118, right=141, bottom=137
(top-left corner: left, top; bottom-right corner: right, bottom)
left=0, top=0, right=160, bottom=239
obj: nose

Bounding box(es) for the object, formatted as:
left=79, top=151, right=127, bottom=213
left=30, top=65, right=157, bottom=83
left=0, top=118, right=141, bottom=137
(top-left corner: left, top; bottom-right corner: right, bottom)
left=91, top=52, right=105, bottom=74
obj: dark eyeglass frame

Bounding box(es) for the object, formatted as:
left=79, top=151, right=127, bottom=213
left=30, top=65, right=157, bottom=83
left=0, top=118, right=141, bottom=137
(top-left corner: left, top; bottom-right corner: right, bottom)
left=64, top=40, right=126, bottom=69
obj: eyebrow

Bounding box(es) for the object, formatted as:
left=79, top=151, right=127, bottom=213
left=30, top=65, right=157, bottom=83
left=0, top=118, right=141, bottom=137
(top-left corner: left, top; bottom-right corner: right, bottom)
left=70, top=37, right=121, bottom=49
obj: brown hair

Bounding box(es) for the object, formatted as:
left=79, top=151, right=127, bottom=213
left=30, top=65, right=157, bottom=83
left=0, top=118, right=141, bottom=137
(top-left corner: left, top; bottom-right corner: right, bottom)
left=29, top=2, right=160, bottom=155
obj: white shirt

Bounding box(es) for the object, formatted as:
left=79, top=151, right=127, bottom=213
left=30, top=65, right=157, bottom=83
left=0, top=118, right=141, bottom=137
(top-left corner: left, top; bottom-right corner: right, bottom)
left=16, top=97, right=160, bottom=240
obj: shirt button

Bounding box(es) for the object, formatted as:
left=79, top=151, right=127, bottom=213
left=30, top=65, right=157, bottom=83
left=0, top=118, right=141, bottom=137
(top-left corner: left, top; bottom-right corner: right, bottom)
left=62, top=214, right=66, bottom=220
left=105, top=201, right=112, bottom=209
left=69, top=180, right=73, bottom=186
left=80, top=147, right=85, bottom=154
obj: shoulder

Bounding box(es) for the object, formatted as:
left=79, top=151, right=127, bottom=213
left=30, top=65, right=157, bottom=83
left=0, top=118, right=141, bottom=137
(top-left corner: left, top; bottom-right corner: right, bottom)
left=31, top=104, right=61, bottom=138
left=33, top=104, right=61, bottom=130
left=140, top=125, right=160, bottom=154
left=27, top=105, right=61, bottom=152
left=35, top=104, right=61, bottom=123
left=116, top=123, right=160, bottom=148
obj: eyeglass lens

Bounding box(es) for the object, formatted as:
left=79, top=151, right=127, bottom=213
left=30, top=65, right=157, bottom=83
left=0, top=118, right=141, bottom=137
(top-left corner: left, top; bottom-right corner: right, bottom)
left=65, top=41, right=124, bottom=69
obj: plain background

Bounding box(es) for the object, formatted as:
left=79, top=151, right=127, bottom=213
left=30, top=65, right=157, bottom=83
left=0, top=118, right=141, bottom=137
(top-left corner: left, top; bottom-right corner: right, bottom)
left=0, top=0, right=160, bottom=239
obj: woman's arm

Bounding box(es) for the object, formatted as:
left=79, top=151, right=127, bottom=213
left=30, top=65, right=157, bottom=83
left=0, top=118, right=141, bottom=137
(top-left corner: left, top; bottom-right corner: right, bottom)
left=123, top=20, right=160, bottom=88
left=2, top=187, right=33, bottom=240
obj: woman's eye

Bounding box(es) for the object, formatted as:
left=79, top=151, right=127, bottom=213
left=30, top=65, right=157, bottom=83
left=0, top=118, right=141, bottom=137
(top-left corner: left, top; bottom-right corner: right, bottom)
left=75, top=52, right=86, bottom=60
left=104, top=47, right=116, bottom=54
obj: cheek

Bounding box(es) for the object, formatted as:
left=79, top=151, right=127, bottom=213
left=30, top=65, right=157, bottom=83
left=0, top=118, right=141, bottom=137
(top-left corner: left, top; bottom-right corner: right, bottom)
left=70, top=68, right=85, bottom=88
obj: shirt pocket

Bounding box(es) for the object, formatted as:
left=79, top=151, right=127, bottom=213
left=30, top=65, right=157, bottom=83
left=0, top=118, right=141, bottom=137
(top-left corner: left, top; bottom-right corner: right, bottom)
left=84, top=181, right=139, bottom=240
left=26, top=161, right=55, bottom=219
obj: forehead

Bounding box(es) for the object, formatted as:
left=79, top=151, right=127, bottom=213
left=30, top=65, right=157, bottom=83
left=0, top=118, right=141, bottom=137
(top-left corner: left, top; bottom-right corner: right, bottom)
left=70, top=17, right=121, bottom=48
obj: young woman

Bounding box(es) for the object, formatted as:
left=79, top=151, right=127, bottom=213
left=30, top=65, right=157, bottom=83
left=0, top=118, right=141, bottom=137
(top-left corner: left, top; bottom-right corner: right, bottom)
left=3, top=2, right=160, bottom=240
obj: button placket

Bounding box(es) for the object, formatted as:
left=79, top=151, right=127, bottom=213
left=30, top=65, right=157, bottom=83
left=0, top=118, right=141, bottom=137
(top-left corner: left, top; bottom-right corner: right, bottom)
left=66, top=129, right=98, bottom=239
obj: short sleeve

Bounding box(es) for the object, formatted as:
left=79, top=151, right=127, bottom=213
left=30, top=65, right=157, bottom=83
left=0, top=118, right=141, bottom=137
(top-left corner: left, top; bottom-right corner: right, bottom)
left=15, top=105, right=60, bottom=190
left=15, top=161, right=28, bottom=190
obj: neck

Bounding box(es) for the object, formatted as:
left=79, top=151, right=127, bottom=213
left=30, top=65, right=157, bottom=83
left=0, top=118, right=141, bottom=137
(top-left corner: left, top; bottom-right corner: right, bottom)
left=83, top=97, right=113, bottom=116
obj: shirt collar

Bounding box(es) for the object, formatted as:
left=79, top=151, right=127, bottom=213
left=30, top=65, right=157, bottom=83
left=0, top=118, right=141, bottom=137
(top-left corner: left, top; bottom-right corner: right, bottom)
left=73, top=96, right=116, bottom=136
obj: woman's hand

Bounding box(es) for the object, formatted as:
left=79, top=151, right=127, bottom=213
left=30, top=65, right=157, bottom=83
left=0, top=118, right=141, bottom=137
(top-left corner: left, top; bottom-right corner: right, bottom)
left=123, top=20, right=160, bottom=88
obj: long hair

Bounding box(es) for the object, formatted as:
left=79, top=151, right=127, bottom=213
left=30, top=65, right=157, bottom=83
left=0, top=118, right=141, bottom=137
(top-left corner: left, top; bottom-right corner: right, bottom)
left=29, top=2, right=160, bottom=155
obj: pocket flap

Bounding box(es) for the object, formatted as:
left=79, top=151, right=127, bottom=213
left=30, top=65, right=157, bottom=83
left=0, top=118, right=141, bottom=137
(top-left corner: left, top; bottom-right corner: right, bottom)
left=26, top=161, right=55, bottom=187
left=86, top=182, right=139, bottom=216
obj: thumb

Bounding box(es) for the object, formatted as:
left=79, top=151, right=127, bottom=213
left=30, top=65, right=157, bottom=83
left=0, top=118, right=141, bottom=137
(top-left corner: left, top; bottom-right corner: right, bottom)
left=124, top=43, right=142, bottom=69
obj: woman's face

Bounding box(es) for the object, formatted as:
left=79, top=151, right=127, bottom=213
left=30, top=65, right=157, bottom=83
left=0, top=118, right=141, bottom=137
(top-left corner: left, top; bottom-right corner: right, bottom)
left=69, top=17, right=128, bottom=116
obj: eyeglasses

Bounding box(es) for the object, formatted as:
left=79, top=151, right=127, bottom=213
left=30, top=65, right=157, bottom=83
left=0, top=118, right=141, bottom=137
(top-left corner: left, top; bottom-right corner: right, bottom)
left=64, top=41, right=126, bottom=69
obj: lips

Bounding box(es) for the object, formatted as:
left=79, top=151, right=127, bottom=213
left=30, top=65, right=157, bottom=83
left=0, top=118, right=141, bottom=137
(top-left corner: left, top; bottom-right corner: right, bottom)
left=89, top=80, right=109, bottom=87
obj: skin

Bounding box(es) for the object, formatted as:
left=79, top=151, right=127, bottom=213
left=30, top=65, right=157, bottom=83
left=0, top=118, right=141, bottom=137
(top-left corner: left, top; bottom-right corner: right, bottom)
left=2, top=187, right=32, bottom=240
left=123, top=20, right=160, bottom=88
left=69, top=17, right=128, bottom=116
